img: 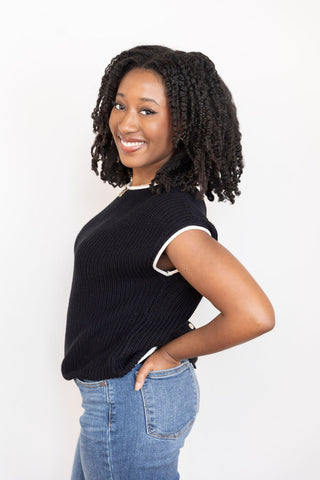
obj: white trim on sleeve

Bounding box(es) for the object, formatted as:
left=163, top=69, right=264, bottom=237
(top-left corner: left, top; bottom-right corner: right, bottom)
left=152, top=225, right=212, bottom=276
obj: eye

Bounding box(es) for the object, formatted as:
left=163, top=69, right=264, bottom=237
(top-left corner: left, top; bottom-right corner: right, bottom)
left=140, top=109, right=156, bottom=116
left=112, top=101, right=124, bottom=111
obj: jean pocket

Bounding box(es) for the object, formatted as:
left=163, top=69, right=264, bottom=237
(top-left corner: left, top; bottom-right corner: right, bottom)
left=75, top=378, right=106, bottom=388
left=136, top=360, right=200, bottom=439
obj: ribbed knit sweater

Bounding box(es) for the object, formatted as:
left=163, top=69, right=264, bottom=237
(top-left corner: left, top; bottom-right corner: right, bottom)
left=61, top=184, right=218, bottom=381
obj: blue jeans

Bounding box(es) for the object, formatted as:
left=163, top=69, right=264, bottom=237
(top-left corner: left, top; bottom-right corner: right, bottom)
left=71, top=358, right=200, bottom=479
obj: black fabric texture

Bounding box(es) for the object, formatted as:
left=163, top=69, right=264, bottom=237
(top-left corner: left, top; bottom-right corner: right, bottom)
left=61, top=186, right=218, bottom=381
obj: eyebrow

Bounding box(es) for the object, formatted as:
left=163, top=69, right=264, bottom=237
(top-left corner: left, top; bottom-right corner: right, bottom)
left=116, top=92, right=160, bottom=106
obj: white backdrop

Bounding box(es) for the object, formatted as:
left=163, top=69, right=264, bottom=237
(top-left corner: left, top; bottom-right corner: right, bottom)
left=1, top=1, right=319, bottom=478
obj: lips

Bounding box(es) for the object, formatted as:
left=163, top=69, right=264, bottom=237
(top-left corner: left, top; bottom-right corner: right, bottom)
left=118, top=136, right=146, bottom=153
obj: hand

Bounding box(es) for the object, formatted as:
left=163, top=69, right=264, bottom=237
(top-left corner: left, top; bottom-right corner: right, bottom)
left=134, top=346, right=181, bottom=391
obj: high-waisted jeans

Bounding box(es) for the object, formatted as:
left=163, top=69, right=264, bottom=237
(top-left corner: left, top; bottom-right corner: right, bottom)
left=70, top=358, right=200, bottom=480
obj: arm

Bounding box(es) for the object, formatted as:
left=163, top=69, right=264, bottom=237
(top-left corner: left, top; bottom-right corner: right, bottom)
left=134, top=229, right=275, bottom=390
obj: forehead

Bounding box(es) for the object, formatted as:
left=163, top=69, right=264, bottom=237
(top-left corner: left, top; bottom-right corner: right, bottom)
left=117, top=68, right=167, bottom=102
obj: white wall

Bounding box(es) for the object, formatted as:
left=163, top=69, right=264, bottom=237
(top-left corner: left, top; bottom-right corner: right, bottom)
left=1, top=0, right=319, bottom=478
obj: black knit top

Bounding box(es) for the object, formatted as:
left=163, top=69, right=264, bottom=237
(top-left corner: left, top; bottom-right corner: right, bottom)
left=61, top=184, right=218, bottom=381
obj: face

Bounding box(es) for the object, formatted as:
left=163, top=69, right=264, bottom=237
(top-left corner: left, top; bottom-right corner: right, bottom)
left=108, top=68, right=174, bottom=184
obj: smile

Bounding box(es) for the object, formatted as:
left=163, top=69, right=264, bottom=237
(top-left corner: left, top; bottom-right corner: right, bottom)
left=118, top=137, right=146, bottom=153
left=121, top=139, right=145, bottom=147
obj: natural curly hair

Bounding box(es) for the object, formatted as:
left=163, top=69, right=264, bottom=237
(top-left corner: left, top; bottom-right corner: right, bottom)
left=91, top=45, right=244, bottom=203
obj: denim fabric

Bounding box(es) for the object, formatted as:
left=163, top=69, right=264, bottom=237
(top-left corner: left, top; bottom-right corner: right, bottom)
left=71, top=358, right=200, bottom=480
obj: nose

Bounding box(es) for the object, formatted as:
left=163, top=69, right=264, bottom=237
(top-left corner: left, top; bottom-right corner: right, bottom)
left=118, top=108, right=139, bottom=135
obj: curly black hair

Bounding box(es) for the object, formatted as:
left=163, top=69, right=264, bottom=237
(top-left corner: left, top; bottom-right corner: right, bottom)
left=91, top=45, right=244, bottom=203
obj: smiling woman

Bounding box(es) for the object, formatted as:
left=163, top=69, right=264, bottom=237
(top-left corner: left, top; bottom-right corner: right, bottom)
left=108, top=68, right=174, bottom=181
left=61, top=44, right=275, bottom=480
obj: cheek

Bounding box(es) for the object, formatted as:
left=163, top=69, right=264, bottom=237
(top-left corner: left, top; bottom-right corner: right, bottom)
left=148, top=117, right=172, bottom=144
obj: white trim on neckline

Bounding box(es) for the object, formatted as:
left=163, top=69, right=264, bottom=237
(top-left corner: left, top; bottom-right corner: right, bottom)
left=127, top=182, right=150, bottom=190
left=126, top=180, right=160, bottom=190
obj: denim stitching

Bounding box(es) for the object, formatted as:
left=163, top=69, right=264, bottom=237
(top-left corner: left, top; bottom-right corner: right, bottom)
left=76, top=378, right=106, bottom=388
left=188, top=362, right=200, bottom=413
left=140, top=386, right=152, bottom=436
left=105, top=380, right=115, bottom=480
left=146, top=361, right=189, bottom=378
left=148, top=417, right=196, bottom=439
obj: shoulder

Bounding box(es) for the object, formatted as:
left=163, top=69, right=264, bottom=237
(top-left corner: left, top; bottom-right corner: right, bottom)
left=148, top=186, right=206, bottom=215
left=146, top=186, right=218, bottom=241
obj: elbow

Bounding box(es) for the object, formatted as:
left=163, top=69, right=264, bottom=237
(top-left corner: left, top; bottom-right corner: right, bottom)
left=240, top=299, right=275, bottom=334
left=255, top=304, right=276, bottom=333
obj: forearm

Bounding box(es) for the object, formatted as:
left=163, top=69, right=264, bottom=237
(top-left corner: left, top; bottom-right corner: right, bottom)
left=163, top=312, right=274, bottom=362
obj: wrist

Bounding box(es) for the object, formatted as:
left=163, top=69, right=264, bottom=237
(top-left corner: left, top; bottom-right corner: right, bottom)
left=162, top=345, right=181, bottom=364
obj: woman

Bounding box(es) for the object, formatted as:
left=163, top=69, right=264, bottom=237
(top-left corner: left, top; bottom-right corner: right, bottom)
left=61, top=45, right=275, bottom=480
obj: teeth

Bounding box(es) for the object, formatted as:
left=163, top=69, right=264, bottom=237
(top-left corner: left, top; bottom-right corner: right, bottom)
left=120, top=139, right=145, bottom=147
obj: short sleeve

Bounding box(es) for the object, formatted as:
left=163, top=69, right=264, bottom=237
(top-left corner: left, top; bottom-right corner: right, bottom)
left=147, top=190, right=218, bottom=277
